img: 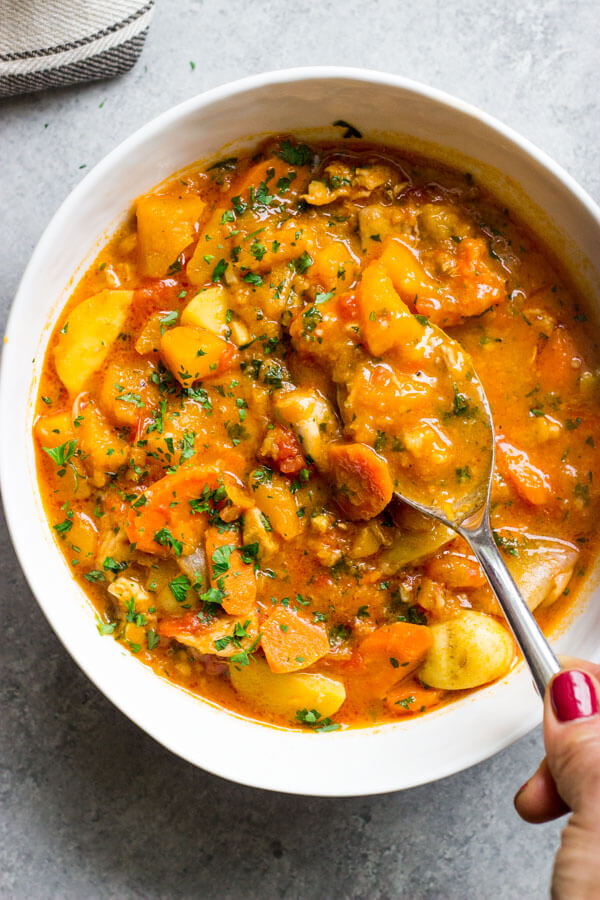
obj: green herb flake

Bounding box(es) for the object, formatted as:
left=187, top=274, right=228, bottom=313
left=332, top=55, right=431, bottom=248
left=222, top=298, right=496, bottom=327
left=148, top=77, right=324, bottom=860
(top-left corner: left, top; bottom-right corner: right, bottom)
left=278, top=141, right=313, bottom=166
left=295, top=708, right=340, bottom=732
left=294, top=251, right=313, bottom=274
left=147, top=630, right=160, bottom=650
left=169, top=573, right=191, bottom=603
left=212, top=258, right=228, bottom=282
left=154, top=527, right=183, bottom=556
left=212, top=544, right=235, bottom=577
left=84, top=570, right=106, bottom=583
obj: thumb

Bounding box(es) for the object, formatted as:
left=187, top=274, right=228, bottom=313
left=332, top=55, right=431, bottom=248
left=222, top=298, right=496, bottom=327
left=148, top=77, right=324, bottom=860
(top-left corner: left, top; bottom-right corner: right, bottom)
left=544, top=668, right=600, bottom=900
left=545, top=668, right=600, bottom=824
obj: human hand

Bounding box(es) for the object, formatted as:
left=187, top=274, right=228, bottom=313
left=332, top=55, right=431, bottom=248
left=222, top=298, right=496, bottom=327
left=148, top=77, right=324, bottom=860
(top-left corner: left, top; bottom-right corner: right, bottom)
left=514, top=659, right=600, bottom=898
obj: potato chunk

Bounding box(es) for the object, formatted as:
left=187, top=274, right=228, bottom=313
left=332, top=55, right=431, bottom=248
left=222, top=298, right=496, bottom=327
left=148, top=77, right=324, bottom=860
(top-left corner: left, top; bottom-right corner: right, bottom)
left=311, top=242, right=356, bottom=290
left=487, top=534, right=578, bottom=612
left=181, top=286, right=230, bottom=336
left=137, top=195, right=205, bottom=278
left=99, top=360, right=159, bottom=426
left=418, top=610, right=514, bottom=690
left=186, top=208, right=229, bottom=286
left=380, top=237, right=435, bottom=306
left=510, top=538, right=578, bottom=611
left=135, top=312, right=165, bottom=356
left=229, top=657, right=345, bottom=723
left=77, top=401, right=129, bottom=485
left=159, top=325, right=238, bottom=386
left=35, top=411, right=73, bottom=448
left=379, top=520, right=454, bottom=574
left=61, top=511, right=98, bottom=570
left=54, top=290, right=133, bottom=395
left=358, top=260, right=423, bottom=356
left=251, top=472, right=304, bottom=540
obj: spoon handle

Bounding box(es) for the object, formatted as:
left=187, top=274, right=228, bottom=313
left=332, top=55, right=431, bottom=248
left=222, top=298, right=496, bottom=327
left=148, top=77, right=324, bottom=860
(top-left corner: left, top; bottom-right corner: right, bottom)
left=459, top=515, right=561, bottom=696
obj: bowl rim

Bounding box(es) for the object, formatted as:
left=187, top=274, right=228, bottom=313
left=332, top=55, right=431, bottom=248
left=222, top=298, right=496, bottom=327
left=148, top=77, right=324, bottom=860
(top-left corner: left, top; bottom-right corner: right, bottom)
left=3, top=66, right=600, bottom=796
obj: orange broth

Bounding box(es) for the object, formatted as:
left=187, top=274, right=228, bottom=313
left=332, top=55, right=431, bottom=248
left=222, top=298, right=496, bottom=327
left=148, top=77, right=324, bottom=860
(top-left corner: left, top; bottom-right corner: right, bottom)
left=34, top=137, right=600, bottom=730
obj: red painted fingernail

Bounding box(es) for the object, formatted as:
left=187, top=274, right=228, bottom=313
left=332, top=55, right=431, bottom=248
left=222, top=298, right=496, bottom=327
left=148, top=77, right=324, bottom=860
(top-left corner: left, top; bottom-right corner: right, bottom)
left=551, top=671, right=599, bottom=722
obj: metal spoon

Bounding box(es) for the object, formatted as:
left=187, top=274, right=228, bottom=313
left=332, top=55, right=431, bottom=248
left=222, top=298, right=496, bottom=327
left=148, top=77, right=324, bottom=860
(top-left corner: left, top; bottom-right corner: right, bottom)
left=343, top=322, right=561, bottom=696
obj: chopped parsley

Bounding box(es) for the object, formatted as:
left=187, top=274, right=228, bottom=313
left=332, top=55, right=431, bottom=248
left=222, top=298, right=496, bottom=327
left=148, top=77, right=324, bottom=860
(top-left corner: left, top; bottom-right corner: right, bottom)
left=212, top=258, right=228, bottom=282
left=294, top=251, right=313, bottom=274
left=452, top=384, right=471, bottom=416
left=211, top=544, right=235, bottom=577
left=169, top=574, right=191, bottom=603
left=154, top=527, right=183, bottom=556
left=395, top=696, right=416, bottom=710
left=160, top=310, right=179, bottom=332
left=278, top=141, right=313, bottom=166
left=492, top=530, right=519, bottom=557
left=84, top=570, right=106, bottom=583
left=295, top=708, right=341, bottom=732
left=147, top=630, right=160, bottom=650
left=103, top=557, right=127, bottom=574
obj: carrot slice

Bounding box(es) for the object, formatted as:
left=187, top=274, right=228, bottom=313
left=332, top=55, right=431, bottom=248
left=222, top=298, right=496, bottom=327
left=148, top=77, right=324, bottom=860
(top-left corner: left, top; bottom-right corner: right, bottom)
left=205, top=524, right=257, bottom=616
left=125, top=464, right=223, bottom=556
left=349, top=623, right=433, bottom=696
left=311, top=242, right=356, bottom=291
left=261, top=605, right=329, bottom=673
left=327, top=441, right=393, bottom=520
left=496, top=436, right=553, bottom=506
left=233, top=157, right=298, bottom=196
left=384, top=678, right=446, bottom=716
left=536, top=327, right=582, bottom=394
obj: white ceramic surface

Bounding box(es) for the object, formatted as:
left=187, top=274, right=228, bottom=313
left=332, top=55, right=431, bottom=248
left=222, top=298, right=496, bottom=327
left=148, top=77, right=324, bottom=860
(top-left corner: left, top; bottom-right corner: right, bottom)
left=2, top=68, right=600, bottom=797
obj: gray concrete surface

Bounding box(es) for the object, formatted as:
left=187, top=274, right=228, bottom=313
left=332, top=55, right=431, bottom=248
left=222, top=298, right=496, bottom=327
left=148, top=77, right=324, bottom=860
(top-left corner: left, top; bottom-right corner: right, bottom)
left=1, top=0, right=598, bottom=896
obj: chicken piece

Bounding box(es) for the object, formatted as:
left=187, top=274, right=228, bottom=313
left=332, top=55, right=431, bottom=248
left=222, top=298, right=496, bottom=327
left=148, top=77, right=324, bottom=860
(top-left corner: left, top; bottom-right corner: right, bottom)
left=273, top=387, right=341, bottom=470
left=302, top=163, right=355, bottom=205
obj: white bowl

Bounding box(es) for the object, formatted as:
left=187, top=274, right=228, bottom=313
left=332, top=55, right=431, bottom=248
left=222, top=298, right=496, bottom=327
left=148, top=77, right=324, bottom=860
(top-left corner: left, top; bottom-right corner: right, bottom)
left=2, top=68, right=600, bottom=797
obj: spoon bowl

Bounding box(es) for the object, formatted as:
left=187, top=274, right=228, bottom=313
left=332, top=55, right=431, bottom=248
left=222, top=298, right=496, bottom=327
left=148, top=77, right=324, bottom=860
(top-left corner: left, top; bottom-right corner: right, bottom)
left=386, top=320, right=494, bottom=526
left=349, top=317, right=562, bottom=695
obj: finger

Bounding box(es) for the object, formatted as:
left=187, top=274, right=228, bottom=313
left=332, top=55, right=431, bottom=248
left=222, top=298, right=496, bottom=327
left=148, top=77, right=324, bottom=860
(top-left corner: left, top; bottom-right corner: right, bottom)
left=542, top=663, right=600, bottom=898
left=514, top=757, right=569, bottom=824
left=556, top=655, right=600, bottom=680
left=544, top=667, right=600, bottom=829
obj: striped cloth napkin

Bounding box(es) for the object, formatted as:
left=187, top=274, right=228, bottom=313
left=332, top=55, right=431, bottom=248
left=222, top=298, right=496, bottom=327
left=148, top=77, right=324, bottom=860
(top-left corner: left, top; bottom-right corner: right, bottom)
left=0, top=0, right=155, bottom=98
